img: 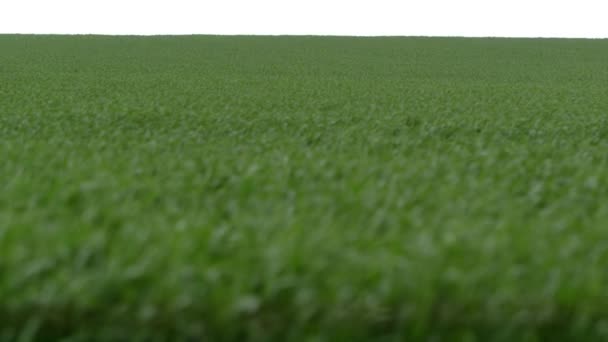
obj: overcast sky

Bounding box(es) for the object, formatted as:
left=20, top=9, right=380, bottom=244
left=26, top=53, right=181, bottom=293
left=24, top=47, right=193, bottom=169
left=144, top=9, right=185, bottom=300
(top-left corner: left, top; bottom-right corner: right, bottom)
left=2, top=0, right=607, bottom=38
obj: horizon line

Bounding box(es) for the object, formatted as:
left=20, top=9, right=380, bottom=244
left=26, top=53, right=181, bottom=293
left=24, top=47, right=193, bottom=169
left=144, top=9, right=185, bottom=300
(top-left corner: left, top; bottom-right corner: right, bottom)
left=1, top=33, right=607, bottom=40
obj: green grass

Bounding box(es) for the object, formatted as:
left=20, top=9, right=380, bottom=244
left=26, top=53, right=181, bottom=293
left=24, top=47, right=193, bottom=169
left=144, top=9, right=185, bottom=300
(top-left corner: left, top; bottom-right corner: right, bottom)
left=2, top=35, right=608, bottom=340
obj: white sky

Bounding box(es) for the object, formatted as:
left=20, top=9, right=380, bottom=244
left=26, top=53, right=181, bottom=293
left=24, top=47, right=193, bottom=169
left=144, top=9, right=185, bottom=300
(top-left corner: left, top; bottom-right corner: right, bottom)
left=1, top=0, right=607, bottom=38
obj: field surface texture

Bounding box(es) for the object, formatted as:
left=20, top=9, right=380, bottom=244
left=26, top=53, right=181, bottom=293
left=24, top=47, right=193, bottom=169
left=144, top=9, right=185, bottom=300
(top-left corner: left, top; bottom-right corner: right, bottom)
left=2, top=35, right=608, bottom=341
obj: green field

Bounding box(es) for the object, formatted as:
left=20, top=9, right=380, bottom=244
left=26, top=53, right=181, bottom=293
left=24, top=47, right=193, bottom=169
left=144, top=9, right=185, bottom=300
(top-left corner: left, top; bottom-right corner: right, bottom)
left=2, top=35, right=608, bottom=340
